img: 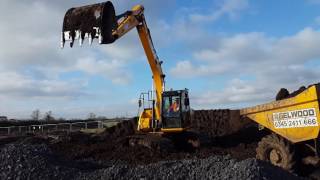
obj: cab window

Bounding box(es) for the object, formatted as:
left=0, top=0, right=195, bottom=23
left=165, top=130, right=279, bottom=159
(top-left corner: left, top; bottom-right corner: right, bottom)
left=163, top=95, right=180, bottom=117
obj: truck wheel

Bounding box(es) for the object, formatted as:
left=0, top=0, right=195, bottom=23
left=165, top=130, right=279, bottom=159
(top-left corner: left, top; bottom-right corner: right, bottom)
left=256, top=134, right=296, bottom=172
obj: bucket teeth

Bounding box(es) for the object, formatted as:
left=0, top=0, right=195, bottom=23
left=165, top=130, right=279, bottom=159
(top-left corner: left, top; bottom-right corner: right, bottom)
left=60, top=32, right=65, bottom=49
left=79, top=31, right=83, bottom=46
left=63, top=29, right=99, bottom=47
left=80, top=36, right=83, bottom=46
left=89, top=34, right=93, bottom=45
left=75, top=31, right=80, bottom=40
left=98, top=34, right=103, bottom=44
left=70, top=40, right=74, bottom=48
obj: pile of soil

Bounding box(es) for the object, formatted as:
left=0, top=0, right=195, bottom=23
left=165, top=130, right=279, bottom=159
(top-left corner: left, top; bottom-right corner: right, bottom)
left=50, top=119, right=264, bottom=166
left=275, top=83, right=320, bottom=101
left=276, top=87, right=307, bottom=101
left=191, top=109, right=252, bottom=138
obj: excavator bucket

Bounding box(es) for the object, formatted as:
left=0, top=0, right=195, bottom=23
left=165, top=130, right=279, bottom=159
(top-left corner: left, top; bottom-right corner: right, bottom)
left=61, top=1, right=118, bottom=48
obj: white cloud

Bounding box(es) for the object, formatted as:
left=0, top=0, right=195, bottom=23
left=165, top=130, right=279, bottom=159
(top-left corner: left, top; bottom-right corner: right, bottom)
left=191, top=79, right=273, bottom=109
left=1, top=0, right=319, bottom=118
left=172, top=28, right=320, bottom=107
left=0, top=71, right=86, bottom=99
left=171, top=60, right=232, bottom=78
left=0, top=0, right=162, bottom=118
left=172, top=28, right=320, bottom=76
left=75, top=57, right=131, bottom=85
left=0, top=1, right=146, bottom=93
left=189, top=0, right=249, bottom=23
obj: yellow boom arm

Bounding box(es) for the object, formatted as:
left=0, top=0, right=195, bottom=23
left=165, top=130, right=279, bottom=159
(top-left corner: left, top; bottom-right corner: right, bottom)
left=112, top=5, right=165, bottom=121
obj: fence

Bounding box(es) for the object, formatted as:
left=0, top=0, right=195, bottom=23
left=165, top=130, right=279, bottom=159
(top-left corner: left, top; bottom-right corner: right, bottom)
left=0, top=120, right=118, bottom=136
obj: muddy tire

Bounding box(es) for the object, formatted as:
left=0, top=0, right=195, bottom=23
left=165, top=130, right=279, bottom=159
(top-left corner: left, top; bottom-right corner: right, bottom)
left=256, top=134, right=296, bottom=172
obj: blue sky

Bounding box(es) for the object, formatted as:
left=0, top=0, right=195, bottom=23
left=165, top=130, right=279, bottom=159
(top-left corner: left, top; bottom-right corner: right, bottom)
left=1, top=0, right=320, bottom=119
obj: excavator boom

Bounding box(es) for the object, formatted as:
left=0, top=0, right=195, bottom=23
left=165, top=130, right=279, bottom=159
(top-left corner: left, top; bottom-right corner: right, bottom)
left=61, top=1, right=166, bottom=128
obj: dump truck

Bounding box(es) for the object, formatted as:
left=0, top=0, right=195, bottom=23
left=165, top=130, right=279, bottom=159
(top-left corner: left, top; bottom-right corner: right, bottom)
left=240, top=84, right=320, bottom=171
left=61, top=1, right=320, bottom=172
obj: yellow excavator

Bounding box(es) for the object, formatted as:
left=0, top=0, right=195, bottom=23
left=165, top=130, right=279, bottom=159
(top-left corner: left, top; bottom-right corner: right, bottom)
left=61, top=1, right=192, bottom=145
left=61, top=1, right=320, bottom=173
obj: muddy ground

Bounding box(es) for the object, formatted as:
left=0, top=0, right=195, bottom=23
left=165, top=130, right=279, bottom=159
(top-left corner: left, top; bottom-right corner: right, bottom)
left=50, top=125, right=264, bottom=166
left=0, top=116, right=310, bottom=180
left=0, top=127, right=302, bottom=180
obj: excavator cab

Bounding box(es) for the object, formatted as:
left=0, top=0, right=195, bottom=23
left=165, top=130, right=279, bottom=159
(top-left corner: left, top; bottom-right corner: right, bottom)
left=161, top=89, right=190, bottom=131
left=137, top=89, right=191, bottom=133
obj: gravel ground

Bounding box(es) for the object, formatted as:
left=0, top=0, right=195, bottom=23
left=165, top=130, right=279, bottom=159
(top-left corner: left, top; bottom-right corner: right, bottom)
left=79, top=156, right=302, bottom=180
left=0, top=140, right=303, bottom=180
left=0, top=141, right=80, bottom=180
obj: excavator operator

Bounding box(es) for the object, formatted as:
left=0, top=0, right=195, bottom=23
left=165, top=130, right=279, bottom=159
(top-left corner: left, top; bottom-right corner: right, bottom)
left=169, top=99, right=180, bottom=113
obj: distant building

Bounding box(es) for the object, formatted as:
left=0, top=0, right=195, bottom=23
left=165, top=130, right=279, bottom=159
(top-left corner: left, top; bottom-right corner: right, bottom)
left=0, top=116, right=8, bottom=121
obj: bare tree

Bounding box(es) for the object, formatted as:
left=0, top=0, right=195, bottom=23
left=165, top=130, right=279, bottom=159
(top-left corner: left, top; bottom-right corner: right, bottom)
left=88, top=112, right=96, bottom=120
left=31, top=109, right=40, bottom=121
left=43, top=111, right=55, bottom=121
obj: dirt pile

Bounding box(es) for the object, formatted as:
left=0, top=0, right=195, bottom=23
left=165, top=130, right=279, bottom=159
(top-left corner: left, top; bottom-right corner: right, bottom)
left=276, top=86, right=307, bottom=101
left=100, top=118, right=137, bottom=139
left=50, top=123, right=265, bottom=166
left=50, top=129, right=168, bottom=165
left=275, top=83, right=320, bottom=101
left=191, top=109, right=251, bottom=138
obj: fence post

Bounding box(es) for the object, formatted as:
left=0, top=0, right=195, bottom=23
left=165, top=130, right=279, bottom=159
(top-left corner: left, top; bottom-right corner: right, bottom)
left=69, top=124, right=72, bottom=132
left=85, top=122, right=87, bottom=129
left=19, top=126, right=21, bottom=134
left=7, top=127, right=10, bottom=135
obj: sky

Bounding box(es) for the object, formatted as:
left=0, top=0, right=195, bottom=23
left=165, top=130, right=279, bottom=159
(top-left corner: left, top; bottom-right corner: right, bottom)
left=1, top=0, right=320, bottom=119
